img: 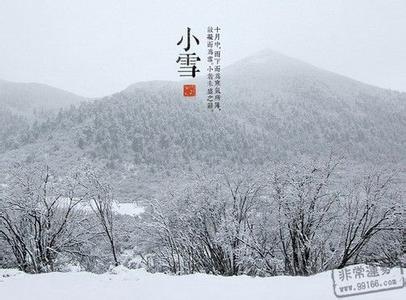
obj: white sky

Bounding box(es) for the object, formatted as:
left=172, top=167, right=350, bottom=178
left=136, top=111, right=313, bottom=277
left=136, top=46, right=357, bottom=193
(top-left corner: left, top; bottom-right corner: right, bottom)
left=0, top=0, right=405, bottom=97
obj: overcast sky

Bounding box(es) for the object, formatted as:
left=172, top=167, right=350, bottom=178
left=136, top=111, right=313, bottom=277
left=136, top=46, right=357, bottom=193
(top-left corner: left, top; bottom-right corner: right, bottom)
left=0, top=0, right=405, bottom=97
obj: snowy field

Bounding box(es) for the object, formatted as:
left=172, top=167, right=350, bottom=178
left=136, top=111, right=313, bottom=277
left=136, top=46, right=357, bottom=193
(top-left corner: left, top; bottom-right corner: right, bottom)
left=112, top=202, right=145, bottom=217
left=0, top=267, right=404, bottom=300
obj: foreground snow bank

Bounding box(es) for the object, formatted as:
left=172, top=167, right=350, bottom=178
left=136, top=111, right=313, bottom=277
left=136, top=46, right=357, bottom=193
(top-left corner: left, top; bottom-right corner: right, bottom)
left=0, top=266, right=404, bottom=300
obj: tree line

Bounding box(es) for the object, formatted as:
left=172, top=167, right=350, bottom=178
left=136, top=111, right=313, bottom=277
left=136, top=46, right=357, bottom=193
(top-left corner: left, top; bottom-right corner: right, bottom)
left=0, top=156, right=404, bottom=275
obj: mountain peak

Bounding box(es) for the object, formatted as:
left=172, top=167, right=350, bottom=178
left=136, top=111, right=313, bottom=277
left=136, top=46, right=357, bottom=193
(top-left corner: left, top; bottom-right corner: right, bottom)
left=248, top=48, right=293, bottom=59
left=233, top=49, right=308, bottom=67
left=224, top=49, right=320, bottom=79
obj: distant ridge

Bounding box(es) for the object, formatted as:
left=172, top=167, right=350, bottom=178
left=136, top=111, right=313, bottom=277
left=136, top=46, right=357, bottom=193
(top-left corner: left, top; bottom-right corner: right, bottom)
left=0, top=79, right=87, bottom=115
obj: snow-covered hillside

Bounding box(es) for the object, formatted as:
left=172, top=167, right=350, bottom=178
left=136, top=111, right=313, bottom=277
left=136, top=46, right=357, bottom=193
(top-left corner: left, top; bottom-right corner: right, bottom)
left=0, top=267, right=404, bottom=300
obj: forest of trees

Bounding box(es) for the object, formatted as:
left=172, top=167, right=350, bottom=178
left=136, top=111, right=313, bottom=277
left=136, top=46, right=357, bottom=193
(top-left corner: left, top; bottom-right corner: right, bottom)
left=1, top=81, right=405, bottom=172
left=0, top=156, right=404, bottom=276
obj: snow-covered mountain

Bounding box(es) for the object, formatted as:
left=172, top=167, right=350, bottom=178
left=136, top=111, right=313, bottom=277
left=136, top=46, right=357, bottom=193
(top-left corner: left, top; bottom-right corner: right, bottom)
left=0, top=79, right=86, bottom=115
left=0, top=50, right=405, bottom=171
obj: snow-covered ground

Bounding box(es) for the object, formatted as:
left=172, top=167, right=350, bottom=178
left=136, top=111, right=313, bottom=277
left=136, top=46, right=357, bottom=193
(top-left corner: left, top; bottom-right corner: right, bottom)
left=0, top=267, right=404, bottom=300
left=112, top=202, right=144, bottom=217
